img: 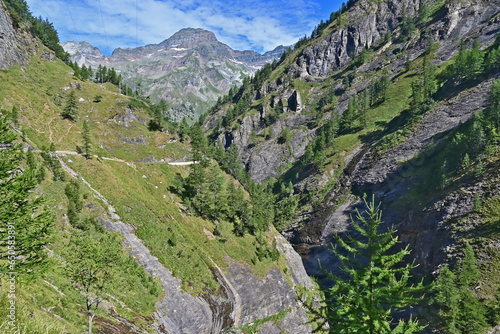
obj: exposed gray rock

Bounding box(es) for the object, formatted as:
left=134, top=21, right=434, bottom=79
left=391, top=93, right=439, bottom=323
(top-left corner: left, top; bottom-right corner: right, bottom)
left=0, top=2, right=38, bottom=69
left=109, top=108, right=148, bottom=127
left=223, top=260, right=311, bottom=332
left=120, top=135, right=148, bottom=146
left=289, top=0, right=418, bottom=79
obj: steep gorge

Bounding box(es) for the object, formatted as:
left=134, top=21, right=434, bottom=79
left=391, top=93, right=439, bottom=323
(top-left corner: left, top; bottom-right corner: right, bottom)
left=206, top=0, right=500, bottom=329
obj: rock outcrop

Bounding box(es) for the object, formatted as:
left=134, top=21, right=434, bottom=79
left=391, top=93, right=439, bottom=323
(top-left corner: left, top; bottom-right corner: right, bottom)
left=0, top=2, right=37, bottom=69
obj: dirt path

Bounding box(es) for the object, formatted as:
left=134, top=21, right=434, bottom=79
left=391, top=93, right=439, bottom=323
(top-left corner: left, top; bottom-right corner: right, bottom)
left=54, top=150, right=195, bottom=166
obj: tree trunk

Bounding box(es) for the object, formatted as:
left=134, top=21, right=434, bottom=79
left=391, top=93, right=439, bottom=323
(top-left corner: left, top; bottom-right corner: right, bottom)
left=88, top=313, right=94, bottom=334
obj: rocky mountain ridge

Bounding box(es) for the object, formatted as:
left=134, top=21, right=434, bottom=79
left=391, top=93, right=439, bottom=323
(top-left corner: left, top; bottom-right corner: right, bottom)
left=62, top=28, right=289, bottom=122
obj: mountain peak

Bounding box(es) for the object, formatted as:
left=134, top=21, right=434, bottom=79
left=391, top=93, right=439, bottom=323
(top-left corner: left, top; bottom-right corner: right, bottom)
left=160, top=28, right=219, bottom=48
left=61, top=40, right=103, bottom=58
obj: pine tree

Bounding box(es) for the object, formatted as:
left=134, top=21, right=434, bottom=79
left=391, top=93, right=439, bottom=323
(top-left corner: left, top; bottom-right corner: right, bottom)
left=486, top=79, right=500, bottom=131
left=250, top=183, right=274, bottom=233
left=273, top=181, right=298, bottom=231
left=65, top=179, right=83, bottom=227
left=456, top=243, right=488, bottom=333
left=435, top=265, right=461, bottom=333
left=435, top=243, right=488, bottom=334
left=81, top=119, right=92, bottom=159
left=189, top=123, right=209, bottom=167
left=226, top=183, right=250, bottom=236
left=178, top=117, right=190, bottom=142
left=422, top=55, right=437, bottom=101
left=314, top=197, right=425, bottom=333
left=62, top=90, right=78, bottom=121
left=340, top=95, right=358, bottom=133
left=0, top=116, right=53, bottom=276
left=466, top=39, right=484, bottom=80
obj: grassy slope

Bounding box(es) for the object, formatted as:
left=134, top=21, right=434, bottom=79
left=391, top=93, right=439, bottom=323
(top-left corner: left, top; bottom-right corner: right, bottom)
left=0, top=50, right=289, bottom=332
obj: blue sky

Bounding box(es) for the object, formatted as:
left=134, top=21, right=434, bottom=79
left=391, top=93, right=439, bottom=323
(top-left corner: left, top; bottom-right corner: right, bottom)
left=25, top=0, right=344, bottom=56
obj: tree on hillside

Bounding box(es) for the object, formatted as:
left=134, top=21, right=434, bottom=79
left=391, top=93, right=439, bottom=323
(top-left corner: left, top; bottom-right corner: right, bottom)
left=273, top=181, right=298, bottom=232
left=486, top=79, right=500, bottom=132
left=65, top=229, right=122, bottom=334
left=339, top=95, right=358, bottom=133
left=178, top=117, right=190, bottom=142
left=62, top=90, right=78, bottom=121
left=148, top=99, right=169, bottom=131
left=0, top=116, right=53, bottom=277
left=435, top=243, right=488, bottom=334
left=451, top=40, right=484, bottom=84
left=306, top=197, right=426, bottom=333
left=81, top=119, right=92, bottom=159
left=189, top=123, right=209, bottom=166
left=65, top=179, right=83, bottom=228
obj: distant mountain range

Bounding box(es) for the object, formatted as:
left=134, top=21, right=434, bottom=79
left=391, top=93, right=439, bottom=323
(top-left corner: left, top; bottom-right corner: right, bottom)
left=61, top=28, right=289, bottom=122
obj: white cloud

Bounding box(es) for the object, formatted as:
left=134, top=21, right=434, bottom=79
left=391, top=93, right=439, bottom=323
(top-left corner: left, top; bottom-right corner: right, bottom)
left=25, top=0, right=336, bottom=55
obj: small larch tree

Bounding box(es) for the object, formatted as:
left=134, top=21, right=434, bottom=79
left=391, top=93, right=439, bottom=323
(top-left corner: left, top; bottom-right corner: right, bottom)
left=62, top=90, right=79, bottom=121
left=81, top=119, right=92, bottom=159
left=435, top=243, right=488, bottom=334
left=307, top=197, right=426, bottom=333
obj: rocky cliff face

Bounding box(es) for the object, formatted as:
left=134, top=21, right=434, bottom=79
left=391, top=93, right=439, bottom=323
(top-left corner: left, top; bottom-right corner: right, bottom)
left=289, top=0, right=416, bottom=80
left=0, top=1, right=50, bottom=69
left=62, top=28, right=287, bottom=122
left=209, top=0, right=500, bottom=185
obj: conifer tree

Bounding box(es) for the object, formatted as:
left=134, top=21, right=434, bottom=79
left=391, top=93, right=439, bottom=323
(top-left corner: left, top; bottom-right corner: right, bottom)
left=435, top=243, right=488, bottom=334
left=435, top=265, right=461, bottom=333
left=0, top=116, right=53, bottom=276
left=339, top=95, right=358, bottom=133
left=189, top=123, right=209, bottom=167
left=226, top=183, right=250, bottom=236
left=62, top=90, right=78, bottom=121
left=274, top=181, right=298, bottom=231
left=456, top=243, right=488, bottom=333
left=486, top=79, right=500, bottom=131
left=314, top=197, right=425, bottom=333
left=250, top=183, right=274, bottom=233
left=81, top=119, right=92, bottom=159
left=178, top=117, right=190, bottom=142
left=422, top=55, right=437, bottom=100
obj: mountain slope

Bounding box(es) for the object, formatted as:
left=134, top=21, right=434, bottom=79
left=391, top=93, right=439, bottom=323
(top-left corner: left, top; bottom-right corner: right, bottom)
left=205, top=0, right=500, bottom=330
left=62, top=29, right=288, bottom=122
left=0, top=2, right=313, bottom=333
